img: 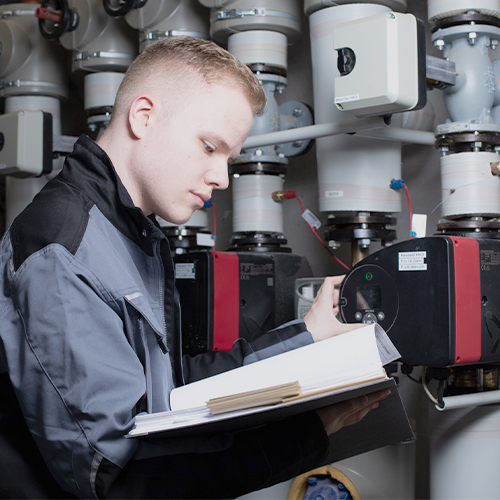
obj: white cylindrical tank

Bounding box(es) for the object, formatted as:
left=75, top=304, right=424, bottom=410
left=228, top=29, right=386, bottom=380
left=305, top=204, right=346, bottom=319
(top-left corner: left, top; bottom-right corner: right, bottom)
left=232, top=174, right=284, bottom=234
left=309, top=4, right=402, bottom=214
left=84, top=72, right=124, bottom=136
left=207, top=0, right=301, bottom=44
left=84, top=72, right=124, bottom=111
left=228, top=30, right=288, bottom=70
left=428, top=0, right=500, bottom=22
left=440, top=152, right=500, bottom=218
left=157, top=209, right=209, bottom=230
left=304, top=0, right=407, bottom=16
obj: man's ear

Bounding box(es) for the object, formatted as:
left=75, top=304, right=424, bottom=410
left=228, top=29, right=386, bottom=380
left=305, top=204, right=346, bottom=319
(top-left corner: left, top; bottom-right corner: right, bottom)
left=128, top=94, right=155, bottom=139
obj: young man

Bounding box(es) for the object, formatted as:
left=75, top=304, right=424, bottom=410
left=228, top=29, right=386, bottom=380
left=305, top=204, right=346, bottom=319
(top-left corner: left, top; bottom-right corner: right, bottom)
left=0, top=37, right=385, bottom=499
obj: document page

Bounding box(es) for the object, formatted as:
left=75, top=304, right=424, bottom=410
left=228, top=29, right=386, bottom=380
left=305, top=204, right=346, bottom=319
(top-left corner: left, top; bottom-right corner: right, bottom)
left=170, top=323, right=399, bottom=412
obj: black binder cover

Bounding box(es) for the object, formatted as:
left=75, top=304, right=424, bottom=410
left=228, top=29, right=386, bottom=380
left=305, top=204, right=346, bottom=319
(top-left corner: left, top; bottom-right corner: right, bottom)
left=128, top=378, right=414, bottom=462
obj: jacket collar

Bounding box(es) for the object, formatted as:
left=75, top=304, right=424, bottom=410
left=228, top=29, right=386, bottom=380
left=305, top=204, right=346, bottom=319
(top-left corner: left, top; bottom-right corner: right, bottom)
left=60, top=135, right=163, bottom=256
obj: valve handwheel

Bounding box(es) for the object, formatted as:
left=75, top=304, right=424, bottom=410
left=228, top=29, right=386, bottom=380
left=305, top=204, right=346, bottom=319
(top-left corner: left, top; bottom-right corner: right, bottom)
left=36, top=0, right=79, bottom=40
left=102, top=0, right=147, bottom=18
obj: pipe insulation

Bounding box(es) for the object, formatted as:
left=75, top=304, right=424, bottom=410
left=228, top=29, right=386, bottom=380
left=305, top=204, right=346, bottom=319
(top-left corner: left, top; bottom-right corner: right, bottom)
left=232, top=174, right=284, bottom=234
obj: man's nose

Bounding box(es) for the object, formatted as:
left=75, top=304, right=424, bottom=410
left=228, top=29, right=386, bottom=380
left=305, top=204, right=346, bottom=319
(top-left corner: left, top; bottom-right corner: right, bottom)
left=206, top=161, right=229, bottom=190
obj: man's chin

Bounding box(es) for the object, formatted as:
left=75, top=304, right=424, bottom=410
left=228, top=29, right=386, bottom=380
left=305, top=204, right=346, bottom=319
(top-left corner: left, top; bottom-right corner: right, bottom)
left=157, top=212, right=194, bottom=226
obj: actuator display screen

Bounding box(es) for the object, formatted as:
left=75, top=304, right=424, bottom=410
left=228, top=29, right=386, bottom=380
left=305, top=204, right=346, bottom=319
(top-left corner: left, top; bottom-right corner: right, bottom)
left=356, top=285, right=382, bottom=310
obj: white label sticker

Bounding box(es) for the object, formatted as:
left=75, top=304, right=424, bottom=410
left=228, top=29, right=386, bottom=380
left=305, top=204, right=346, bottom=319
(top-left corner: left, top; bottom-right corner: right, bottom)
left=411, top=214, right=427, bottom=238
left=302, top=209, right=321, bottom=230
left=325, top=190, right=344, bottom=198
left=335, top=94, right=360, bottom=103
left=398, top=251, right=427, bottom=271
left=196, top=232, right=215, bottom=247
left=175, top=263, right=196, bottom=279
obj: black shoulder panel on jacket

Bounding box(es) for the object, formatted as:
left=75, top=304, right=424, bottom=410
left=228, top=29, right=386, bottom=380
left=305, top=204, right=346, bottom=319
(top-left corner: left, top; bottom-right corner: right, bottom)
left=10, top=177, right=93, bottom=272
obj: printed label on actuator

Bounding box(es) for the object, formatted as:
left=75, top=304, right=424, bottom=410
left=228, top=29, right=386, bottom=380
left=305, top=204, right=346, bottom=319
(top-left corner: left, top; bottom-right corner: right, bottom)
left=481, top=250, right=500, bottom=267
left=175, top=263, right=196, bottom=279
left=398, top=251, right=427, bottom=271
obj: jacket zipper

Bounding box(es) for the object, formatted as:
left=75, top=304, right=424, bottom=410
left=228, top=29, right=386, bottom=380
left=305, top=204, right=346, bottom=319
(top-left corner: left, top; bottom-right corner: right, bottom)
left=155, top=238, right=168, bottom=354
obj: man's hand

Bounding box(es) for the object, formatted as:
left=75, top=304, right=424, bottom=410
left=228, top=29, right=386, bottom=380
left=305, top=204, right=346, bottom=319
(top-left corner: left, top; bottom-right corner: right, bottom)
left=304, top=276, right=364, bottom=342
left=316, top=389, right=391, bottom=436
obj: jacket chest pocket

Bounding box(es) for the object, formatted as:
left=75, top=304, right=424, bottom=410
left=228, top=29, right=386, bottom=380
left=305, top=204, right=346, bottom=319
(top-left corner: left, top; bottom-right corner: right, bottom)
left=123, top=293, right=173, bottom=413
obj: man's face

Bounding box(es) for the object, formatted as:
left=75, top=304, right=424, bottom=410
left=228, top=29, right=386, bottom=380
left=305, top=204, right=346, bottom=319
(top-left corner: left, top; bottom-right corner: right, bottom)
left=137, top=80, right=255, bottom=224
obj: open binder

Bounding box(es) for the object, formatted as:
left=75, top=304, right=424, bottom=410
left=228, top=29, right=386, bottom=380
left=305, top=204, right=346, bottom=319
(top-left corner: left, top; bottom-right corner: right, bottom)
left=126, top=324, right=414, bottom=458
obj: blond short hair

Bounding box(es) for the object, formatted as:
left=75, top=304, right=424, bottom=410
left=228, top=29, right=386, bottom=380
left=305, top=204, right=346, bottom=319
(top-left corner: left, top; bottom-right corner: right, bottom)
left=112, top=36, right=266, bottom=120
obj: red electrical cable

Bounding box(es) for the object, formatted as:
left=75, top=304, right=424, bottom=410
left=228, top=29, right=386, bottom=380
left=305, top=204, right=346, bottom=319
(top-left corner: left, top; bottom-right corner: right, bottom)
left=282, top=190, right=350, bottom=271
left=208, top=201, right=217, bottom=241
left=402, top=182, right=413, bottom=239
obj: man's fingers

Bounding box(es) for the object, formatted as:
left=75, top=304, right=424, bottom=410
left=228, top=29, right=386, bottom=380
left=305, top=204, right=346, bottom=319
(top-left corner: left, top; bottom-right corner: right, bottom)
left=317, top=276, right=345, bottom=299
left=328, top=275, right=345, bottom=286
left=317, top=388, right=391, bottom=434
left=333, top=389, right=390, bottom=417
left=342, top=401, right=380, bottom=427
left=338, top=389, right=390, bottom=423
left=360, top=389, right=391, bottom=409
left=350, top=394, right=368, bottom=412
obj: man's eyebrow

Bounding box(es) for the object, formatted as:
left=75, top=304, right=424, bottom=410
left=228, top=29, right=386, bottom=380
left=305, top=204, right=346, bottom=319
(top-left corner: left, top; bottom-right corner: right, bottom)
left=210, top=133, right=240, bottom=161
left=211, top=134, right=230, bottom=152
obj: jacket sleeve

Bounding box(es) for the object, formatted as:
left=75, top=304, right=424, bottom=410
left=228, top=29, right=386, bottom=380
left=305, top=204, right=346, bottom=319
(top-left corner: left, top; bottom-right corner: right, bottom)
left=106, top=410, right=330, bottom=499
left=182, top=319, right=314, bottom=383
left=0, top=240, right=145, bottom=499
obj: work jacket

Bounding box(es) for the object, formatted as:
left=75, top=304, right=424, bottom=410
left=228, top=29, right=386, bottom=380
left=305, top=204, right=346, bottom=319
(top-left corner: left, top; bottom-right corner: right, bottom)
left=0, top=136, right=328, bottom=499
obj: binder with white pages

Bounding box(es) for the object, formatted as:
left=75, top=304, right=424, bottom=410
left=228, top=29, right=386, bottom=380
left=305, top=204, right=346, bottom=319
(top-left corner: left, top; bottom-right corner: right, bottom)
left=126, top=323, right=414, bottom=455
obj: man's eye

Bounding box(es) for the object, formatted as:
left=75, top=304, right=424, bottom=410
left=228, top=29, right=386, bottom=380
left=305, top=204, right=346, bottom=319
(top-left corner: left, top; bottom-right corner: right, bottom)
left=203, top=142, right=215, bottom=153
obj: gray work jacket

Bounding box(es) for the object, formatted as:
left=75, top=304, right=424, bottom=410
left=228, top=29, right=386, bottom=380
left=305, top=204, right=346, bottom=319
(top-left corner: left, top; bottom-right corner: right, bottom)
left=0, top=136, right=322, bottom=498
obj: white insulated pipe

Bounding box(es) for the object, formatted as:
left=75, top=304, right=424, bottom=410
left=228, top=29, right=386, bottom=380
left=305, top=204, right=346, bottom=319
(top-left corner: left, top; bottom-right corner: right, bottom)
left=84, top=72, right=124, bottom=111
left=232, top=174, right=284, bottom=234
left=228, top=30, right=287, bottom=70
left=355, top=128, right=435, bottom=146
left=429, top=404, right=500, bottom=499
left=437, top=390, right=500, bottom=411
left=242, top=116, right=387, bottom=149
left=440, top=151, right=500, bottom=217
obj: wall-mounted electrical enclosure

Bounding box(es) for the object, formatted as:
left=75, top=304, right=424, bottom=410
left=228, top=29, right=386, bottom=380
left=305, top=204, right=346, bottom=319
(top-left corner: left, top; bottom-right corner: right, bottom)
left=0, top=110, right=52, bottom=177
left=333, top=11, right=426, bottom=117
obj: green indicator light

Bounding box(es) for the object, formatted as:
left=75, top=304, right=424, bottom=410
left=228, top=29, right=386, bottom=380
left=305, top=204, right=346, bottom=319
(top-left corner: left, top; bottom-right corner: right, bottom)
left=365, top=272, right=373, bottom=281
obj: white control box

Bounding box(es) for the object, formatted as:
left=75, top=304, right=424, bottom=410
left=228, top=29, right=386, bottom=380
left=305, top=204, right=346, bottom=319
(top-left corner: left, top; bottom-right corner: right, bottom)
left=333, top=12, right=426, bottom=117
left=295, top=277, right=325, bottom=320
left=0, top=110, right=52, bottom=177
